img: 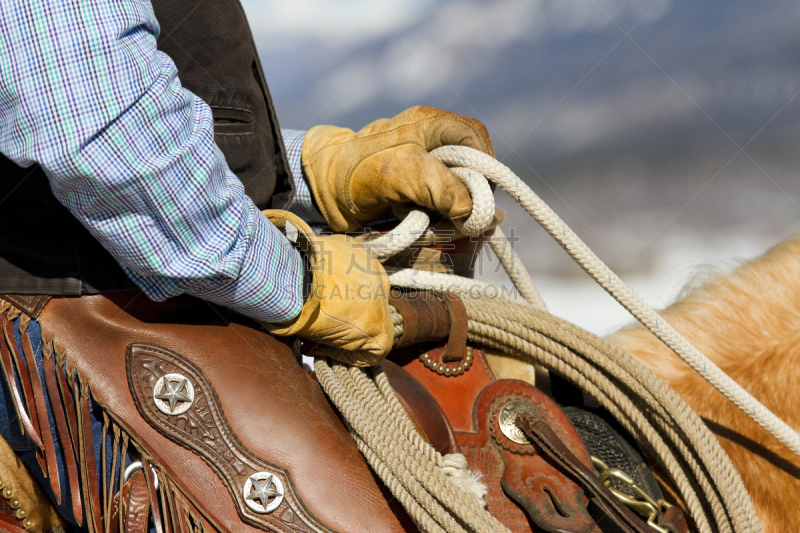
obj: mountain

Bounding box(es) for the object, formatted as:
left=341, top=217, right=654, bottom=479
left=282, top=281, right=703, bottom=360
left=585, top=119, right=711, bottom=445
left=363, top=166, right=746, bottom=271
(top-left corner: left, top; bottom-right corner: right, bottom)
left=247, top=0, right=800, bottom=163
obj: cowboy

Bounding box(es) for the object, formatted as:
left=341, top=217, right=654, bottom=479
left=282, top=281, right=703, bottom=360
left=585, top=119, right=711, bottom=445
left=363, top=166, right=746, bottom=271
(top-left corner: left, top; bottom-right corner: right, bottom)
left=0, top=0, right=493, bottom=527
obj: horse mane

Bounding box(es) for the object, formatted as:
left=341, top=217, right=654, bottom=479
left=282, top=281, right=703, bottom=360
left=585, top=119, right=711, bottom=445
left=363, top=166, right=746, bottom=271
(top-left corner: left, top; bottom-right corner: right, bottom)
left=608, top=233, right=800, bottom=532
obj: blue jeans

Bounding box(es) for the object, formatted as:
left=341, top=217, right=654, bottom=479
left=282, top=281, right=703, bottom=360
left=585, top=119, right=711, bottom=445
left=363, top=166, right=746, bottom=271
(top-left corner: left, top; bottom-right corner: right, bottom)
left=0, top=315, right=136, bottom=530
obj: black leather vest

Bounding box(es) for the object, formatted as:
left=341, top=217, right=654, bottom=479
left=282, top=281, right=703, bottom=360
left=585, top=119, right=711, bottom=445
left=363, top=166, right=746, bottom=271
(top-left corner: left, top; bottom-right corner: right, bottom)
left=0, top=0, right=293, bottom=294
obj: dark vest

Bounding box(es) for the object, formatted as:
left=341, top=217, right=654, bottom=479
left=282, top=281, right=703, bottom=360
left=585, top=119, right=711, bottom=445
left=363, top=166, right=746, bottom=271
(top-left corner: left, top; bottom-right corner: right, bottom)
left=0, top=0, right=294, bottom=294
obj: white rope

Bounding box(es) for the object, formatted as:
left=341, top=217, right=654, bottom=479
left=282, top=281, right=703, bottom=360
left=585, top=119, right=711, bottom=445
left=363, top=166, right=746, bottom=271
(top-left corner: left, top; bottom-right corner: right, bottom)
left=315, top=360, right=509, bottom=533
left=360, top=209, right=431, bottom=261
left=389, top=268, right=529, bottom=304
left=448, top=167, right=495, bottom=235
left=426, top=145, right=800, bottom=460
left=486, top=227, right=547, bottom=310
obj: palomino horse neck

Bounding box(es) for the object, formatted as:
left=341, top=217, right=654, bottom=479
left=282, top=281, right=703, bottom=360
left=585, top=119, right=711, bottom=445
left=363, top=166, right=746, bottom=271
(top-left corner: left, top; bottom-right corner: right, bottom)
left=609, top=234, right=800, bottom=533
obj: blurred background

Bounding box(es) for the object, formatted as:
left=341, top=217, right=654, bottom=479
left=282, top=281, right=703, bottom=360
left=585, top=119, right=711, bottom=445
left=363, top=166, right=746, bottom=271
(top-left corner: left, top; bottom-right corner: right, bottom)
left=242, top=0, right=800, bottom=335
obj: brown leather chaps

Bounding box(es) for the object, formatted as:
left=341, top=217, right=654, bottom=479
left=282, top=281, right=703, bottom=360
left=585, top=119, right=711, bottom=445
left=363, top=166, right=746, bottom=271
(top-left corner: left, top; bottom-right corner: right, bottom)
left=8, top=292, right=409, bottom=532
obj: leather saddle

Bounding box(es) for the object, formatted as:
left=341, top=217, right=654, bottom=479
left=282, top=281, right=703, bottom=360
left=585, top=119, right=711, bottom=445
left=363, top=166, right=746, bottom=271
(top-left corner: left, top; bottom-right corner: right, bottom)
left=0, top=291, right=685, bottom=533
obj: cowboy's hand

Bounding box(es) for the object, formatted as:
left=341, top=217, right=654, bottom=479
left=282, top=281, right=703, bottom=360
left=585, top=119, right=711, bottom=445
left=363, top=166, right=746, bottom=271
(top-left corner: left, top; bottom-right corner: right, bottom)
left=260, top=210, right=394, bottom=367
left=302, top=106, right=494, bottom=232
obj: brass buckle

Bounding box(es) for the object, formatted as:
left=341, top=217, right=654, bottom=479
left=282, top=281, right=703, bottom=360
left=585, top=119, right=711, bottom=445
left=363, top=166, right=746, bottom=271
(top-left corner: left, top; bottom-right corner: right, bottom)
left=592, top=456, right=687, bottom=533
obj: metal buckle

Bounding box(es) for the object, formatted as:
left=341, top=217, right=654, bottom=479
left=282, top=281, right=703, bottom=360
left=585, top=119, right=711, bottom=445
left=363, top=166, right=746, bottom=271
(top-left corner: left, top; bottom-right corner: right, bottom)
left=592, top=456, right=687, bottom=533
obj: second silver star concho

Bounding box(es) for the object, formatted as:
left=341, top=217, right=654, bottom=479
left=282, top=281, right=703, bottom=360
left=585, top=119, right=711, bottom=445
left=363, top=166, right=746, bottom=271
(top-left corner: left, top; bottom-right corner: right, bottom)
left=243, top=472, right=284, bottom=514
left=152, top=373, right=194, bottom=416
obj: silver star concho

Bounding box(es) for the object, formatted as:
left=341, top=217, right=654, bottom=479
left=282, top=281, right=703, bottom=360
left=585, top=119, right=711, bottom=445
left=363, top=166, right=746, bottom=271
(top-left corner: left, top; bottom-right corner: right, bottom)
left=243, top=472, right=284, bottom=514
left=152, top=373, right=194, bottom=416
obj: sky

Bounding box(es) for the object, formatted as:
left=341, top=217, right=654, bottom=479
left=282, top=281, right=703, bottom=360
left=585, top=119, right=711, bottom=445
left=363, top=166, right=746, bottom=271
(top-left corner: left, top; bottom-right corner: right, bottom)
left=241, top=0, right=800, bottom=334
left=242, top=0, right=800, bottom=157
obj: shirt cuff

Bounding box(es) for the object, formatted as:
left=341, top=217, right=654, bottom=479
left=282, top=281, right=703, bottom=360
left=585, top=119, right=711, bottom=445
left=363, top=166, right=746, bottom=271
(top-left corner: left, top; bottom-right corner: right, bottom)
left=282, top=129, right=327, bottom=224
left=125, top=207, right=305, bottom=323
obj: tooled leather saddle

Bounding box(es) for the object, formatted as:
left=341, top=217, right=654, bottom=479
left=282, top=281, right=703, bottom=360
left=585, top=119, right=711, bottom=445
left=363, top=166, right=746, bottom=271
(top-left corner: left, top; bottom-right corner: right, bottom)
left=0, top=291, right=687, bottom=533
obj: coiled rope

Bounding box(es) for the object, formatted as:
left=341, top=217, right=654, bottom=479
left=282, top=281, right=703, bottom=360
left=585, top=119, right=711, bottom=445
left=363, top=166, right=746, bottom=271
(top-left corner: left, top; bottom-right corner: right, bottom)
left=315, top=145, right=771, bottom=532
left=459, top=296, right=758, bottom=533
left=315, top=361, right=506, bottom=533
left=387, top=145, right=800, bottom=461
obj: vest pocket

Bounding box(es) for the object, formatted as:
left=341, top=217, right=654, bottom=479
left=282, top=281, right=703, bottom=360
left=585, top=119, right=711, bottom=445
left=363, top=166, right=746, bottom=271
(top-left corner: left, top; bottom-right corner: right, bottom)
left=212, top=106, right=253, bottom=135
left=212, top=106, right=274, bottom=204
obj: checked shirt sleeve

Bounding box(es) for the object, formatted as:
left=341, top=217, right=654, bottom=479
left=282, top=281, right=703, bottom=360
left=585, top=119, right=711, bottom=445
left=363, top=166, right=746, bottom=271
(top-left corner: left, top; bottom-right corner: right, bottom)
left=0, top=0, right=303, bottom=323
left=283, top=129, right=326, bottom=224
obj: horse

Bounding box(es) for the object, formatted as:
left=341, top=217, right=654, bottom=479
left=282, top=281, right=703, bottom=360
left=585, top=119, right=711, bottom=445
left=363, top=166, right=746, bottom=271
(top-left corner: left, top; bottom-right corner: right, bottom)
left=608, top=233, right=800, bottom=533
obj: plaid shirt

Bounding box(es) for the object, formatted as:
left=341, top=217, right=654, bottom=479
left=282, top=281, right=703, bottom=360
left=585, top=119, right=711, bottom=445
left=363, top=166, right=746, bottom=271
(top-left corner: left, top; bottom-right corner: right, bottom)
left=0, top=0, right=323, bottom=322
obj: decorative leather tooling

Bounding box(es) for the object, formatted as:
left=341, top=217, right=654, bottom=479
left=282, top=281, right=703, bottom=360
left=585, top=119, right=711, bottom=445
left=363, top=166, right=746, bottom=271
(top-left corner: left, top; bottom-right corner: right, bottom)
left=457, top=379, right=597, bottom=533
left=0, top=290, right=686, bottom=532
left=496, top=400, right=541, bottom=446
left=152, top=373, right=194, bottom=416
left=243, top=473, right=285, bottom=514
left=126, top=343, right=324, bottom=531
left=36, top=292, right=407, bottom=532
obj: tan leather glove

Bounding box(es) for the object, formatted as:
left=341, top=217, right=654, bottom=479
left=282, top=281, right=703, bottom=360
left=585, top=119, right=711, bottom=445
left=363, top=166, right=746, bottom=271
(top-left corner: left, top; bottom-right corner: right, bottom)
left=260, top=210, right=394, bottom=367
left=302, top=106, right=494, bottom=232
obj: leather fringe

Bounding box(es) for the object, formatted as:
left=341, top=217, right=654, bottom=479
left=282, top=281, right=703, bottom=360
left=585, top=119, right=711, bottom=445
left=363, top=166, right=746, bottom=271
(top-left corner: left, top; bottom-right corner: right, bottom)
left=0, top=305, right=43, bottom=450
left=42, top=335, right=83, bottom=524
left=18, top=316, right=61, bottom=505
left=0, top=299, right=206, bottom=533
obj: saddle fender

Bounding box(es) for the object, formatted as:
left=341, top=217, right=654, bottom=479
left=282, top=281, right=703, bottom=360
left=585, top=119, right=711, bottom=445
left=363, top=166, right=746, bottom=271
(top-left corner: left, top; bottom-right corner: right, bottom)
left=398, top=339, right=598, bottom=533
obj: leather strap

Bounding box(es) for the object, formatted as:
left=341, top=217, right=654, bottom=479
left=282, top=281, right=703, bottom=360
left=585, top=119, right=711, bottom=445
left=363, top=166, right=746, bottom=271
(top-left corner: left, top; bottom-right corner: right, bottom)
left=390, top=290, right=450, bottom=348
left=117, top=434, right=129, bottom=533
left=381, top=361, right=461, bottom=456
left=141, top=456, right=163, bottom=533
left=517, top=414, right=655, bottom=533
left=52, top=342, right=84, bottom=528
left=438, top=292, right=468, bottom=363
left=0, top=314, right=42, bottom=450
left=41, top=337, right=83, bottom=524
left=161, top=475, right=182, bottom=533
left=389, top=290, right=468, bottom=362
left=661, top=507, right=690, bottom=533
left=122, top=470, right=150, bottom=533
left=77, top=378, right=103, bottom=533
left=3, top=318, right=47, bottom=482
